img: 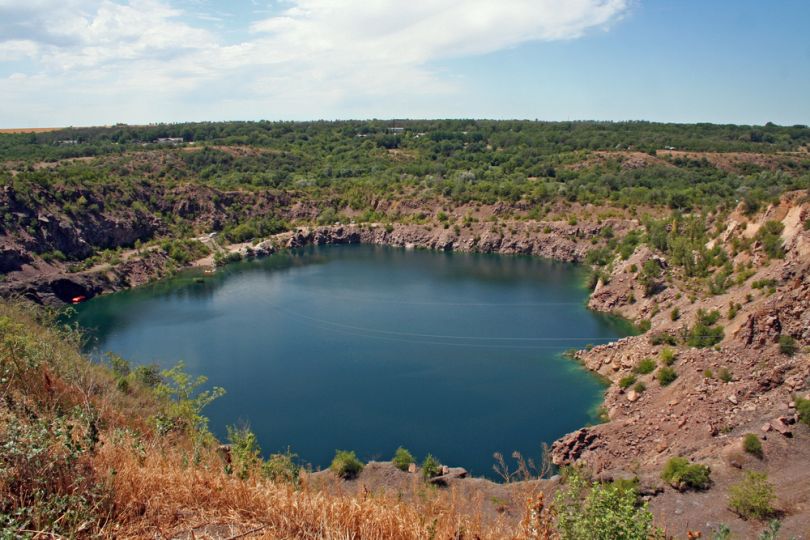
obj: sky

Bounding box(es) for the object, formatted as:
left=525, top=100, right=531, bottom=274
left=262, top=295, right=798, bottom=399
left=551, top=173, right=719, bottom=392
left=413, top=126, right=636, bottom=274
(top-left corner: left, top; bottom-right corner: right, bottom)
left=0, top=0, right=809, bottom=127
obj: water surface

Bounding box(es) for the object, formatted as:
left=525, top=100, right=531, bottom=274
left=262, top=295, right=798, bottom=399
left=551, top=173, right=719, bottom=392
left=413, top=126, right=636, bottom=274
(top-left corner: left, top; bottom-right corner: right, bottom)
left=71, top=245, right=633, bottom=477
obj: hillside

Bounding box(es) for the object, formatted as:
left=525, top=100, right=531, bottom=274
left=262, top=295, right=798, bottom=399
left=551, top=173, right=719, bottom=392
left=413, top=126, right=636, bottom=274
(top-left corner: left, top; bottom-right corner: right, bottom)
left=1, top=121, right=809, bottom=539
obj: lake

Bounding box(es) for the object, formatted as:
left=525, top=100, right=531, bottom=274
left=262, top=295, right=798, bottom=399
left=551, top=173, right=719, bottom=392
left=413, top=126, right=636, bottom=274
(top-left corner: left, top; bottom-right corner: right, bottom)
left=71, top=244, right=634, bottom=477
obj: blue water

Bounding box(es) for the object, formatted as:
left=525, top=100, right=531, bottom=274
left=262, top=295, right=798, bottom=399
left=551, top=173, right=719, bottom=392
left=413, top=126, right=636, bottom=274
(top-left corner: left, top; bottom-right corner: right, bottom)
left=71, top=245, right=633, bottom=477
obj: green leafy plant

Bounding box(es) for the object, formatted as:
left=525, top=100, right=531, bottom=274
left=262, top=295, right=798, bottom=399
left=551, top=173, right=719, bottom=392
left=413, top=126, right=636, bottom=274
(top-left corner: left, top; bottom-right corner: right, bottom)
left=264, top=448, right=301, bottom=484
left=226, top=425, right=261, bottom=479
left=392, top=446, right=415, bottom=471
left=778, top=335, right=798, bottom=356
left=618, top=375, right=637, bottom=390
left=795, top=396, right=810, bottom=426
left=633, top=358, right=656, bottom=375
left=661, top=457, right=711, bottom=491
left=421, top=454, right=442, bottom=480
left=554, top=467, right=656, bottom=540
left=687, top=309, right=724, bottom=347
left=728, top=471, right=776, bottom=520
left=154, top=361, right=225, bottom=436
left=657, top=366, right=678, bottom=386
left=330, top=450, right=364, bottom=479
left=742, top=434, right=763, bottom=459
left=660, top=347, right=676, bottom=366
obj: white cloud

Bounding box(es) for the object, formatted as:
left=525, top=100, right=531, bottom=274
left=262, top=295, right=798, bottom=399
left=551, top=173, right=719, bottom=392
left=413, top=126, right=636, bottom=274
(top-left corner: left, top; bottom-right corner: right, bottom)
left=0, top=0, right=629, bottom=125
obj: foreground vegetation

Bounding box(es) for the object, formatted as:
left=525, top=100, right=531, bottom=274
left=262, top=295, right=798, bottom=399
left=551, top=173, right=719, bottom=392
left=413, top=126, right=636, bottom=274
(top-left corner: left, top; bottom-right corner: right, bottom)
left=1, top=298, right=798, bottom=538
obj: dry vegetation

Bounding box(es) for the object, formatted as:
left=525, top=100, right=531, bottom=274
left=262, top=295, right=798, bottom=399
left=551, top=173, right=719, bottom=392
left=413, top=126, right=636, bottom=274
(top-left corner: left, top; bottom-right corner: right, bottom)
left=0, top=300, right=549, bottom=539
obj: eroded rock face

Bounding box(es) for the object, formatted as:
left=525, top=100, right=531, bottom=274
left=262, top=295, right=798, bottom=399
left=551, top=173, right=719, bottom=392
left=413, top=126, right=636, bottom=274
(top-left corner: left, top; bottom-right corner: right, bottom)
left=736, top=274, right=810, bottom=347
left=0, top=245, right=31, bottom=273
left=550, top=428, right=599, bottom=466
left=283, top=222, right=611, bottom=262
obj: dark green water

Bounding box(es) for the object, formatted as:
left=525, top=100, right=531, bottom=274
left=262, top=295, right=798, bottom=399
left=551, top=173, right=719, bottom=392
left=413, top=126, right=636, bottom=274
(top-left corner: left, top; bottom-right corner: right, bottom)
left=70, top=245, right=633, bottom=477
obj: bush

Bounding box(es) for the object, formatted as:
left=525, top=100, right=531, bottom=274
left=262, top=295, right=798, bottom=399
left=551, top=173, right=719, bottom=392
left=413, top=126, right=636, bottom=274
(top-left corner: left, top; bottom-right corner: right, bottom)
left=657, top=367, right=678, bottom=386
left=742, top=434, right=763, bottom=459
left=649, top=332, right=677, bottom=346
left=227, top=425, right=261, bottom=480
left=618, top=375, right=637, bottom=390
left=670, top=307, right=680, bottom=321
left=421, top=454, right=442, bottom=480
left=636, top=319, right=651, bottom=333
left=214, top=251, right=243, bottom=267
left=687, top=309, right=724, bottom=348
left=660, top=348, right=676, bottom=366
left=264, top=449, right=300, bottom=484
left=796, top=396, right=810, bottom=426
left=633, top=358, right=656, bottom=375
left=554, top=467, right=655, bottom=540
left=633, top=381, right=646, bottom=394
left=330, top=450, right=364, bottom=479
left=661, top=457, right=711, bottom=491
left=719, top=367, right=733, bottom=383
left=778, top=335, right=798, bottom=356
left=755, top=221, right=785, bottom=259
left=392, top=446, right=415, bottom=471
left=728, top=471, right=776, bottom=520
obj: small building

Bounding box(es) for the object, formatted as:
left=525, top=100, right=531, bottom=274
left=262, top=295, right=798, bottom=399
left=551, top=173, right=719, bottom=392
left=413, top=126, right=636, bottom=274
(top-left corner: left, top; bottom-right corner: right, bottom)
left=156, top=137, right=184, bottom=145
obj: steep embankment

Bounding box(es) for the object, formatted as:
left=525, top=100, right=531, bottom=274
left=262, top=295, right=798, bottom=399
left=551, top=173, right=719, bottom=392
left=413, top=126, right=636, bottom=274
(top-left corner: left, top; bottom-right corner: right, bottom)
left=2, top=176, right=809, bottom=538
left=552, top=193, right=810, bottom=538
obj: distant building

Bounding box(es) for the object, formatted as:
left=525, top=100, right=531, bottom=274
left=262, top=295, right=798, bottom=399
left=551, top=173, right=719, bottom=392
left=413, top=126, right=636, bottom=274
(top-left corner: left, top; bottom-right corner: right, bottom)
left=387, top=127, right=405, bottom=134
left=156, top=137, right=184, bottom=145
left=56, top=139, right=79, bottom=145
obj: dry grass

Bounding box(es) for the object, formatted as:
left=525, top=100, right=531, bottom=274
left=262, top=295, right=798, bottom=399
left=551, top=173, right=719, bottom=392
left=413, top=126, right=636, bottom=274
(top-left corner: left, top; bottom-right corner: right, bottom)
left=95, top=437, right=527, bottom=539
left=1, top=299, right=542, bottom=539
left=0, top=127, right=61, bottom=133
left=96, top=434, right=546, bottom=539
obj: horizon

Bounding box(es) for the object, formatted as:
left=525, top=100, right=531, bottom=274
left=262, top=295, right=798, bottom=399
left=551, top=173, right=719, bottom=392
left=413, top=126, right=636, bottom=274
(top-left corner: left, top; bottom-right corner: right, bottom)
left=3, top=117, right=809, bottom=132
left=2, top=0, right=809, bottom=128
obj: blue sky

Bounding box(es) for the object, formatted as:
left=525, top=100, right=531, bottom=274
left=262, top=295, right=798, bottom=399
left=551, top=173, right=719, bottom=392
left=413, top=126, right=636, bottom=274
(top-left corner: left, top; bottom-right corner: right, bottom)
left=0, top=0, right=808, bottom=127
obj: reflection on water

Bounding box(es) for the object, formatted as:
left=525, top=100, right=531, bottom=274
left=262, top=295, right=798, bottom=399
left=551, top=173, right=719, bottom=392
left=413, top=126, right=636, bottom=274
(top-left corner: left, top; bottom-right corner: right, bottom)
left=69, top=245, right=635, bottom=477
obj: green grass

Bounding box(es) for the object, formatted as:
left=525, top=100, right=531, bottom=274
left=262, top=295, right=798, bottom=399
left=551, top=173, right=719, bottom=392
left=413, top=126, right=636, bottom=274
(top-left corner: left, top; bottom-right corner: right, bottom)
left=633, top=358, right=656, bottom=375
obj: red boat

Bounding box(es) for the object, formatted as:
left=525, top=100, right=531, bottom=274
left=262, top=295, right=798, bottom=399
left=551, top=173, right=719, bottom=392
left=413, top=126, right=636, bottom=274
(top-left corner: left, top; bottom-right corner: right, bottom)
left=71, top=295, right=86, bottom=304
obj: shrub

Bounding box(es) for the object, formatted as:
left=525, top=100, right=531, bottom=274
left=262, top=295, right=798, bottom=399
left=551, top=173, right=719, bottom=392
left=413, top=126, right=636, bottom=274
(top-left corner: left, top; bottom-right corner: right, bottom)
left=649, top=332, right=677, bottom=346
left=330, top=450, right=364, bottom=479
left=633, top=381, right=646, bottom=394
left=755, top=221, right=785, bottom=259
left=639, top=259, right=663, bottom=297
left=227, top=425, right=261, bottom=480
left=214, top=251, right=243, bottom=267
left=618, top=375, right=637, bottom=389
left=636, top=319, right=651, bottom=333
left=670, top=307, right=680, bottom=321
left=778, top=335, right=798, bottom=356
left=554, top=467, right=655, bottom=540
left=421, top=454, right=442, bottom=480
left=728, top=471, right=776, bottom=520
left=264, top=449, right=301, bottom=484
left=719, top=367, right=733, bottom=383
left=742, top=434, right=763, bottom=459
left=661, top=457, right=711, bottom=491
left=660, top=348, right=676, bottom=366
left=392, top=447, right=415, bottom=471
left=657, top=367, right=678, bottom=386
left=633, top=358, right=656, bottom=375
left=687, top=309, right=724, bottom=348
left=796, top=396, right=810, bottom=426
